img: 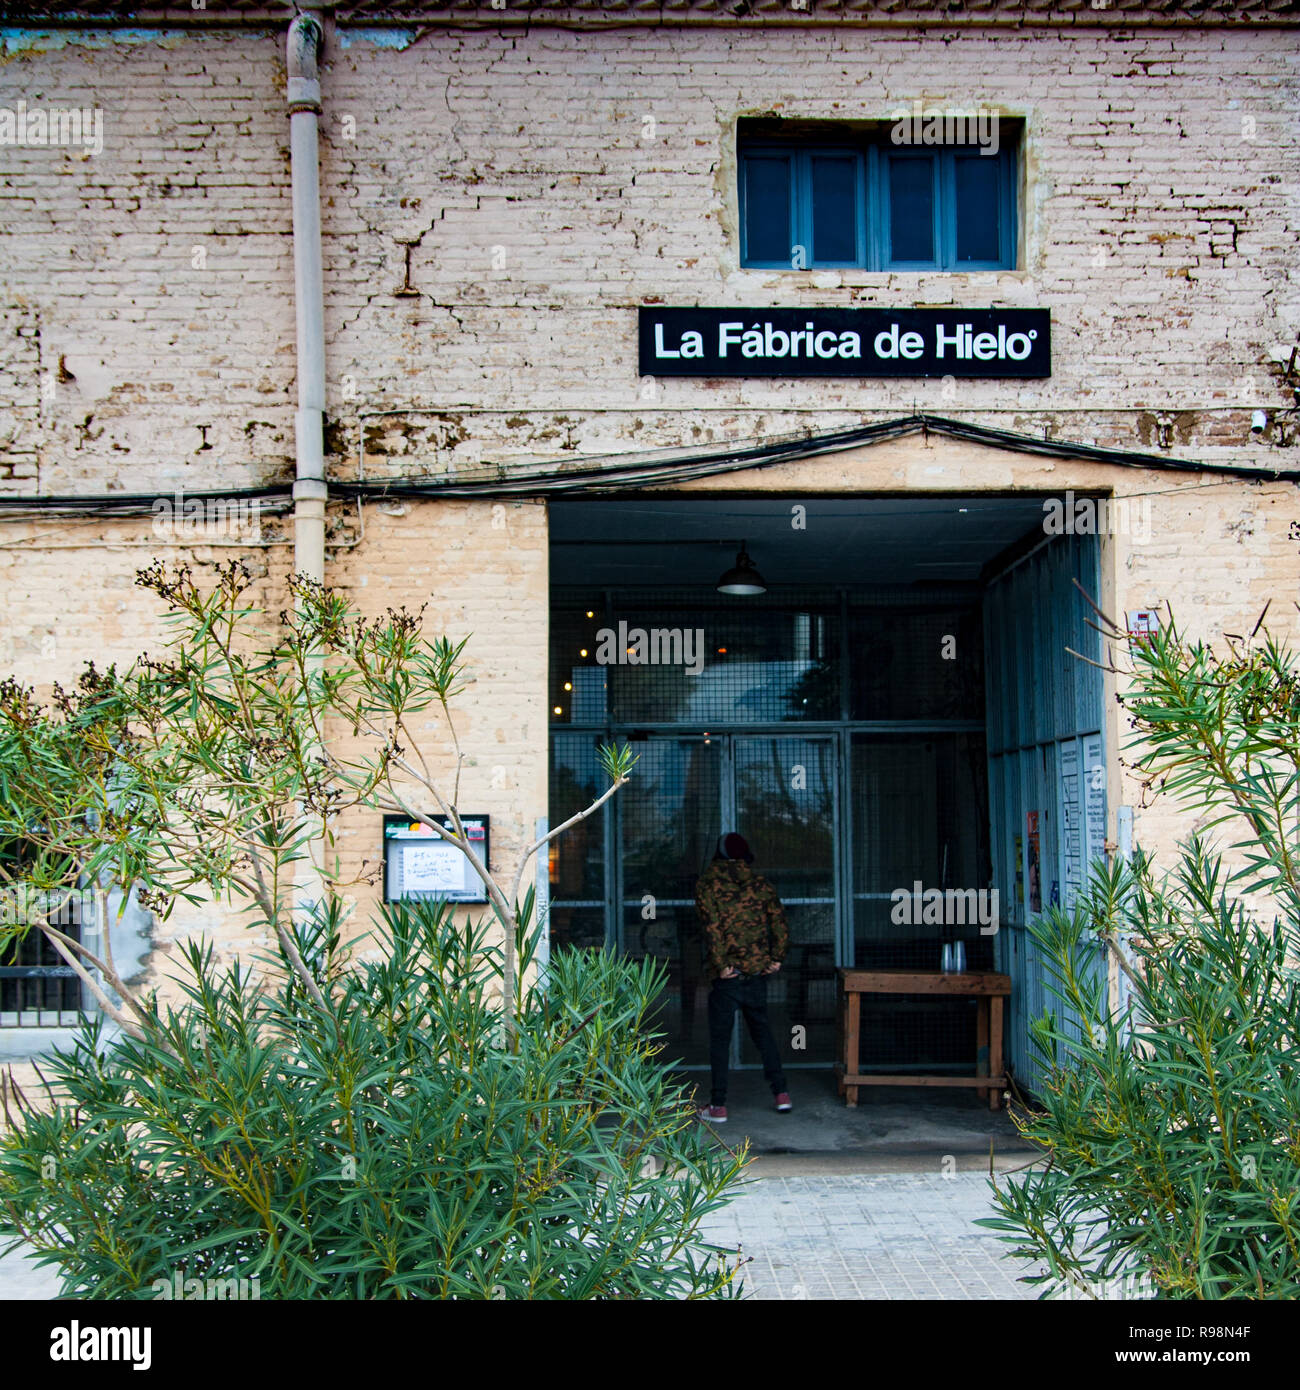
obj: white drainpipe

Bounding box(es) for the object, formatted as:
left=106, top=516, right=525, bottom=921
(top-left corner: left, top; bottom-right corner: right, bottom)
left=287, top=13, right=327, bottom=919
left=287, top=12, right=327, bottom=584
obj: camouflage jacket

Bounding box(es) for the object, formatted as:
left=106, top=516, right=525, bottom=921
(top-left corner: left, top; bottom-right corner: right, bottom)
left=695, top=859, right=789, bottom=979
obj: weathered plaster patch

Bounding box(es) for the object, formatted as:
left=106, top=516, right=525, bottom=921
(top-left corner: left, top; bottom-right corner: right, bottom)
left=336, top=28, right=422, bottom=52
left=0, top=28, right=185, bottom=60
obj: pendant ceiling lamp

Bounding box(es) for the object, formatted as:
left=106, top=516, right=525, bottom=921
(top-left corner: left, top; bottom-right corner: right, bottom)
left=716, top=541, right=767, bottom=596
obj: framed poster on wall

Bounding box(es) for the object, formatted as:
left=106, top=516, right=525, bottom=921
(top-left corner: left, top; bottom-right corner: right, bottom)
left=383, top=815, right=490, bottom=904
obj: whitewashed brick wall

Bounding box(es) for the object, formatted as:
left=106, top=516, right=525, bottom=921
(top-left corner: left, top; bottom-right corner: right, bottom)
left=0, top=19, right=1296, bottom=993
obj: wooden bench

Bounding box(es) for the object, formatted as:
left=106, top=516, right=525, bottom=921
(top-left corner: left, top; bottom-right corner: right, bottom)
left=837, top=968, right=1011, bottom=1110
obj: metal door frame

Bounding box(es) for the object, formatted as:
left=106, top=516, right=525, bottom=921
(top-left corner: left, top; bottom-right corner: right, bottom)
left=551, top=578, right=990, bottom=1070
left=729, top=730, right=842, bottom=1069
left=611, top=731, right=721, bottom=957
left=610, top=728, right=844, bottom=1070
left=555, top=717, right=991, bottom=1069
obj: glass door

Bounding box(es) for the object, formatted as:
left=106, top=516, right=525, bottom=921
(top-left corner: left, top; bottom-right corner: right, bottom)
left=616, top=735, right=723, bottom=1067
left=552, top=731, right=843, bottom=1070
left=548, top=731, right=611, bottom=954
left=848, top=731, right=991, bottom=1074
left=730, top=734, right=840, bottom=1067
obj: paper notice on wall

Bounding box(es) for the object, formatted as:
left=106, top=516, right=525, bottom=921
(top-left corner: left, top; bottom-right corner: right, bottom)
left=1084, top=734, right=1106, bottom=867
left=1027, top=811, right=1042, bottom=914
left=1060, top=741, right=1084, bottom=908
left=398, top=844, right=466, bottom=895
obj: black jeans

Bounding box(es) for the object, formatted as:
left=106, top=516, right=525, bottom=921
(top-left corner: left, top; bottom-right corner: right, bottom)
left=708, top=974, right=787, bottom=1107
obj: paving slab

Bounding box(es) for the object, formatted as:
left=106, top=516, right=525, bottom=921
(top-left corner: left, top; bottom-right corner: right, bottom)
left=0, top=1170, right=1043, bottom=1302
left=698, top=1170, right=1045, bottom=1300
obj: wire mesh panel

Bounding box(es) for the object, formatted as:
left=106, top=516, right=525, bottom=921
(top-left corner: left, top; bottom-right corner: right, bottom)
left=850, top=733, right=992, bottom=970
left=618, top=737, right=723, bottom=1067
left=734, top=735, right=839, bottom=1068
left=551, top=586, right=841, bottom=726
left=549, top=600, right=610, bottom=726
left=848, top=599, right=985, bottom=721
left=849, top=731, right=992, bottom=1071
left=854, top=994, right=982, bottom=1075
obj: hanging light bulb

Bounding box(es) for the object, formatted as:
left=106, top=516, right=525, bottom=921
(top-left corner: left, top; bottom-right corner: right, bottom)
left=716, top=541, right=767, bottom=596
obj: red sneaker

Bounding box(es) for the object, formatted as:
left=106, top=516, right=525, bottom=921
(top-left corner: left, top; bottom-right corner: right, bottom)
left=698, top=1105, right=728, bottom=1123
left=774, top=1093, right=793, bottom=1112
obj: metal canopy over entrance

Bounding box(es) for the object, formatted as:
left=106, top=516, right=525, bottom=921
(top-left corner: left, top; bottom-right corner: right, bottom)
left=547, top=496, right=1105, bottom=1093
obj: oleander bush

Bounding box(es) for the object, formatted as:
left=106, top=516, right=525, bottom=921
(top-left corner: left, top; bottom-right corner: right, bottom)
left=0, top=562, right=747, bottom=1299
left=1, top=900, right=744, bottom=1299
left=982, top=611, right=1300, bottom=1299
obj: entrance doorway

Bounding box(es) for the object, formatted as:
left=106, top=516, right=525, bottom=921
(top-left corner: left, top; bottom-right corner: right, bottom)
left=547, top=495, right=1105, bottom=1094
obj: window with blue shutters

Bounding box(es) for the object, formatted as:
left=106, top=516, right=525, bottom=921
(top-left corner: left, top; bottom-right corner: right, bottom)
left=739, top=125, right=1019, bottom=272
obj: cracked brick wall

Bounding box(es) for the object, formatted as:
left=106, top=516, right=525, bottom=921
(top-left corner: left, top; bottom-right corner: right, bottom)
left=0, top=25, right=1295, bottom=492
left=0, top=31, right=295, bottom=496
left=0, top=302, right=40, bottom=488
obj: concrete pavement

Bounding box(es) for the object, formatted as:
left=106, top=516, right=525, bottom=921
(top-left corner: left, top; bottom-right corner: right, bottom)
left=701, top=1166, right=1042, bottom=1300
left=0, top=1244, right=61, bottom=1300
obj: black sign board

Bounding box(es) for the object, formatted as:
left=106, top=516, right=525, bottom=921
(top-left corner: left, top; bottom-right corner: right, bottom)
left=639, top=306, right=1050, bottom=379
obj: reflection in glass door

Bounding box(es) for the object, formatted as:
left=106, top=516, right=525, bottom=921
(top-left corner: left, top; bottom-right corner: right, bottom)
left=617, top=737, right=722, bottom=1067
left=548, top=731, right=610, bottom=953
left=551, top=732, right=842, bottom=1070
left=732, top=736, right=839, bottom=1068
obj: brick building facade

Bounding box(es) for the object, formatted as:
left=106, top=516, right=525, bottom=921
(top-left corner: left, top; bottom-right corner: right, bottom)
left=1, top=1, right=1298, bottom=1088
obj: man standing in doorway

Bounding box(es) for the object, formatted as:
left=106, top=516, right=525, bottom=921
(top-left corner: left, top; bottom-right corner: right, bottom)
left=695, top=832, right=792, bottom=1122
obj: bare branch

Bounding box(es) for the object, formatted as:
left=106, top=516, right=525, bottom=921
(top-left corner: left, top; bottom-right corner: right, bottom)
left=271, top=917, right=328, bottom=1011
left=39, top=924, right=148, bottom=1042
left=1099, top=929, right=1146, bottom=997
left=1071, top=578, right=1127, bottom=638
left=509, top=777, right=629, bottom=913
left=1064, top=645, right=1118, bottom=674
